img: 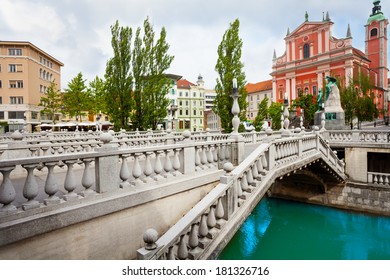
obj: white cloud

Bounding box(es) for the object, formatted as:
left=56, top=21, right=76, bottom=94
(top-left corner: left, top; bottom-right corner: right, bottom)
left=0, top=0, right=385, bottom=89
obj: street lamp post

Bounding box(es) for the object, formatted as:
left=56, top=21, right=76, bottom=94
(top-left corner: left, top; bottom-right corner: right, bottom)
left=231, top=78, right=240, bottom=135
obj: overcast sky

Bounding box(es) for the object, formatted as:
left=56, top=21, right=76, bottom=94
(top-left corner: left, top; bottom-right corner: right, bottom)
left=0, top=0, right=385, bottom=89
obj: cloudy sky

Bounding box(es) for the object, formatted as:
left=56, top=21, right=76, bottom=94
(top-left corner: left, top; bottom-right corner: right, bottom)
left=0, top=0, right=384, bottom=89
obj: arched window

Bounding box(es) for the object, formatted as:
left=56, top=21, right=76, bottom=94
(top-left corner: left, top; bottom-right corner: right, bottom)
left=303, top=43, right=310, bottom=59
left=371, top=28, right=378, bottom=38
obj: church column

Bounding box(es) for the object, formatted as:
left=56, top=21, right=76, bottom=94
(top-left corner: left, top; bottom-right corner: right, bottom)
left=345, top=66, right=353, bottom=86
left=291, top=77, right=297, bottom=101
left=324, top=30, right=330, bottom=52
left=318, top=30, right=323, bottom=54
left=286, top=78, right=291, bottom=101
left=292, top=41, right=296, bottom=61
left=317, top=72, right=323, bottom=91
left=286, top=41, right=291, bottom=62
left=272, top=80, right=277, bottom=103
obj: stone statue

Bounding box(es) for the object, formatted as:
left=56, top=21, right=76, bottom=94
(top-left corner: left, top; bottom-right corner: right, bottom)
left=324, top=76, right=343, bottom=113
left=317, top=89, right=323, bottom=111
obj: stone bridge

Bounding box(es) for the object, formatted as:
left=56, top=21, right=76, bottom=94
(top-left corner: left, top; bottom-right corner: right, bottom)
left=0, top=128, right=388, bottom=259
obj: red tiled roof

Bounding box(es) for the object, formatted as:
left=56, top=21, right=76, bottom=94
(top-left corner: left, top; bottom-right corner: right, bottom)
left=245, top=80, right=272, bottom=93
left=353, top=48, right=370, bottom=62
left=177, top=79, right=196, bottom=89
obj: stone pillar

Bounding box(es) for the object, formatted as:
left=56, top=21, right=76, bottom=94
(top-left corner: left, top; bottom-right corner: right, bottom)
left=94, top=132, right=120, bottom=193
left=181, top=130, right=195, bottom=174
left=229, top=134, right=245, bottom=165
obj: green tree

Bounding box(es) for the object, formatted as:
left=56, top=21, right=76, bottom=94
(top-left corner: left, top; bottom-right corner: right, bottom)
left=104, top=20, right=133, bottom=130
left=89, top=76, right=106, bottom=117
left=292, top=94, right=317, bottom=127
left=268, top=102, right=283, bottom=130
left=214, top=19, right=247, bottom=133
left=63, top=72, right=92, bottom=121
left=340, top=71, right=379, bottom=128
left=340, top=82, right=358, bottom=129
left=38, top=80, right=63, bottom=124
left=253, top=96, right=269, bottom=131
left=131, top=25, right=145, bottom=130
left=140, top=18, right=174, bottom=130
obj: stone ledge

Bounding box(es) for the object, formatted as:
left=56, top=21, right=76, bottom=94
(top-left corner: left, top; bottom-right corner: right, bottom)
left=0, top=169, right=224, bottom=247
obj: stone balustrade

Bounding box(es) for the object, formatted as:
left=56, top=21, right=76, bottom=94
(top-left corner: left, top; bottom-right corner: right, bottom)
left=368, top=172, right=390, bottom=186
left=324, top=130, right=390, bottom=145
left=0, top=133, right=236, bottom=221
left=137, top=133, right=346, bottom=260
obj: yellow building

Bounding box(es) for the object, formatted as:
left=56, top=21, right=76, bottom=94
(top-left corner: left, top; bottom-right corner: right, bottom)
left=0, top=41, right=63, bottom=132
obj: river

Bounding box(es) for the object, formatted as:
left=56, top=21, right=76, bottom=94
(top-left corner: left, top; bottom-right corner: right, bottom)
left=218, top=197, right=390, bottom=260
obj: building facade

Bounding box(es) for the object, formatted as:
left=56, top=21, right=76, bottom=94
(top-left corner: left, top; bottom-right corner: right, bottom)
left=271, top=1, right=388, bottom=116
left=245, top=80, right=272, bottom=121
left=176, top=76, right=205, bottom=132
left=0, top=41, right=63, bottom=132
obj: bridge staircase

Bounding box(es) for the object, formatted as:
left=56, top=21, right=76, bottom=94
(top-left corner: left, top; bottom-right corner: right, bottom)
left=137, top=133, right=347, bottom=260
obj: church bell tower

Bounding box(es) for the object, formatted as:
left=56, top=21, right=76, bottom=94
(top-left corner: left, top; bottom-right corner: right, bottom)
left=365, top=0, right=388, bottom=90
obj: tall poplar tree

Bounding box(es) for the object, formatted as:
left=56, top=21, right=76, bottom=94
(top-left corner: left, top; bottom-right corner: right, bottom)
left=104, top=20, right=133, bottom=130
left=139, top=18, right=174, bottom=130
left=214, top=19, right=247, bottom=133
left=89, top=76, right=106, bottom=117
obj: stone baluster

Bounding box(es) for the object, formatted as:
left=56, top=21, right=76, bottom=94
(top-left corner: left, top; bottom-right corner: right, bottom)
left=252, top=160, right=260, bottom=181
left=219, top=144, right=226, bottom=162
left=81, top=158, right=95, bottom=196
left=247, top=167, right=255, bottom=187
left=188, top=223, right=201, bottom=259
left=240, top=172, right=249, bottom=193
left=195, top=146, right=202, bottom=171
left=172, top=149, right=181, bottom=176
left=225, top=144, right=231, bottom=160
left=201, top=146, right=208, bottom=169
left=119, top=155, right=131, bottom=188
left=0, top=166, right=16, bottom=213
left=237, top=178, right=243, bottom=199
left=379, top=175, right=384, bottom=185
left=385, top=175, right=389, bottom=185
left=207, top=206, right=217, bottom=239
left=22, top=164, right=40, bottom=210
left=177, top=234, right=189, bottom=260
left=44, top=162, right=60, bottom=205
left=132, top=153, right=143, bottom=186
left=153, top=151, right=164, bottom=182
left=198, top=214, right=209, bottom=243
left=51, top=146, right=59, bottom=155
left=213, top=145, right=218, bottom=164
left=63, top=160, right=79, bottom=201
left=163, top=150, right=174, bottom=178
left=215, top=197, right=225, bottom=227
left=262, top=153, right=269, bottom=171
left=206, top=146, right=214, bottom=168
left=257, top=156, right=264, bottom=175
left=167, top=246, right=175, bottom=260
left=188, top=224, right=199, bottom=250
left=142, top=152, right=154, bottom=183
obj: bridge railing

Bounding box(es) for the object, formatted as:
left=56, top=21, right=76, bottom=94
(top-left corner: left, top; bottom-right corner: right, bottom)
left=137, top=133, right=346, bottom=260
left=0, top=133, right=236, bottom=222
left=323, top=130, right=390, bottom=145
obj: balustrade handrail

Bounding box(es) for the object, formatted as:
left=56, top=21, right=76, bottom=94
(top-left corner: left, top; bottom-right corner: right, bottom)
left=137, top=134, right=347, bottom=260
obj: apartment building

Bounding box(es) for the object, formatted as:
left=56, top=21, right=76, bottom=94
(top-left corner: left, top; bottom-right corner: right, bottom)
left=246, top=80, right=272, bottom=121
left=0, top=41, right=64, bottom=132
left=176, top=76, right=205, bottom=132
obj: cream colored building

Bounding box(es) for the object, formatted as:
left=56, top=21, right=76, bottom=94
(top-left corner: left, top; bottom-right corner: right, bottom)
left=176, top=75, right=205, bottom=132
left=245, top=80, right=272, bottom=121
left=0, top=41, right=63, bottom=132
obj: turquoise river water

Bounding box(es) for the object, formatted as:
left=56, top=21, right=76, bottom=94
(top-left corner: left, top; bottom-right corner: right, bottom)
left=218, top=197, right=390, bottom=260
